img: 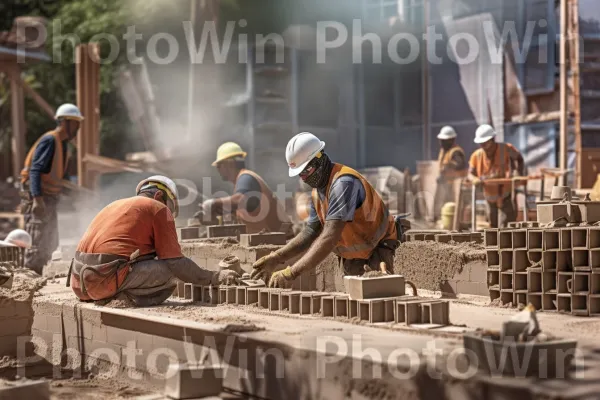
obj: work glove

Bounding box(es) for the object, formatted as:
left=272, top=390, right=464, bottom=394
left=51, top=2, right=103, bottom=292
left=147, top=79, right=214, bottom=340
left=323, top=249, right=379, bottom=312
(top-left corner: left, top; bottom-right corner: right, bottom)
left=32, top=197, right=46, bottom=219
left=268, top=266, right=295, bottom=288
left=194, top=199, right=217, bottom=225
left=250, top=252, right=283, bottom=281
left=211, top=269, right=241, bottom=286
left=471, top=177, right=482, bottom=187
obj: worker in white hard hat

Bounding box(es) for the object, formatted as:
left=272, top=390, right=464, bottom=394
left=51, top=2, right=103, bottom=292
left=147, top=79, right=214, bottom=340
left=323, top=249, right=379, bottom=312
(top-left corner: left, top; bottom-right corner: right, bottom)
left=68, top=175, right=240, bottom=306
left=195, top=142, right=292, bottom=235
left=469, top=124, right=524, bottom=228
left=0, top=229, right=32, bottom=248
left=250, top=132, right=400, bottom=288
left=434, top=126, right=468, bottom=222
left=19, top=103, right=84, bottom=274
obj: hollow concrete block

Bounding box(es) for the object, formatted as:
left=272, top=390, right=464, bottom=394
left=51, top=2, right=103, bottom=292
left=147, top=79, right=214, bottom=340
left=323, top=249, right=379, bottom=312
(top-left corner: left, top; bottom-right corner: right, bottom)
left=178, top=227, right=200, bottom=241
left=311, top=294, right=327, bottom=314
left=191, top=285, right=203, bottom=302
left=334, top=297, right=348, bottom=318
left=435, top=234, right=452, bottom=243
left=590, top=294, right=600, bottom=316
left=184, top=283, right=192, bottom=300
left=421, top=301, right=450, bottom=325
left=246, top=288, right=259, bottom=306
left=484, top=229, right=498, bottom=248
left=258, top=290, right=270, bottom=309
left=348, top=300, right=358, bottom=318
left=321, top=296, right=335, bottom=317
left=164, top=364, right=223, bottom=399
left=557, top=294, right=571, bottom=313
left=239, top=233, right=286, bottom=247
left=236, top=287, right=247, bottom=305
left=218, top=288, right=228, bottom=304
left=176, top=281, right=185, bottom=298
left=572, top=294, right=589, bottom=316
left=206, top=224, right=247, bottom=239
left=0, top=380, right=50, bottom=400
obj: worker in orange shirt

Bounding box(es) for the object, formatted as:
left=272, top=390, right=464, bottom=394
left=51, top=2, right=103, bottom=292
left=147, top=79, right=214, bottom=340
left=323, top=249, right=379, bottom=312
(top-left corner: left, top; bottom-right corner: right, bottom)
left=434, top=126, right=468, bottom=222
left=69, top=175, right=240, bottom=306
left=20, top=104, right=83, bottom=274
left=196, top=142, right=292, bottom=235
left=469, top=125, right=524, bottom=228
left=250, top=132, right=401, bottom=288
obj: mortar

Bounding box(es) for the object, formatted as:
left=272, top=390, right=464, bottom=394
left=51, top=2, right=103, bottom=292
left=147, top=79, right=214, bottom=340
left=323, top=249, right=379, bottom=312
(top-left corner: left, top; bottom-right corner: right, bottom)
left=463, top=333, right=577, bottom=378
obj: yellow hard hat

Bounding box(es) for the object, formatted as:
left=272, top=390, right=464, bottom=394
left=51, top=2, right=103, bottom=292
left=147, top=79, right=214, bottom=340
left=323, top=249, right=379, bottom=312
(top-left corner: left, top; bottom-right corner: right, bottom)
left=212, top=142, right=247, bottom=166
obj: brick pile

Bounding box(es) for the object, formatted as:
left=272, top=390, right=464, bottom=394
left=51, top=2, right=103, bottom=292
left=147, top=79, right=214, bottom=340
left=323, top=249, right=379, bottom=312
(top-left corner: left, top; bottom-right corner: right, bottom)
left=486, top=226, right=600, bottom=316
left=175, top=282, right=450, bottom=326
left=406, top=231, right=483, bottom=244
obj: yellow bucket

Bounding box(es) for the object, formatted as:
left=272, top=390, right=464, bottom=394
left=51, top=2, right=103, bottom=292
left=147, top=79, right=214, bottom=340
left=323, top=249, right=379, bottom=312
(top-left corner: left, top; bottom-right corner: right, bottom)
left=441, top=202, right=456, bottom=230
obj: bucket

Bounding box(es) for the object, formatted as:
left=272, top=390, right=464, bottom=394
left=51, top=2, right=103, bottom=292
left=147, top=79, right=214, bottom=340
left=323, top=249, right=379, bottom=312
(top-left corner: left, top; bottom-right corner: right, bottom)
left=441, top=202, right=455, bottom=230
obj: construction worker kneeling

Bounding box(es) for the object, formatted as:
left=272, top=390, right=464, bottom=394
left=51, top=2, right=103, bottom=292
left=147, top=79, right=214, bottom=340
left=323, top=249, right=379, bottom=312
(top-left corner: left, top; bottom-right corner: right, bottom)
left=196, top=142, right=292, bottom=235
left=469, top=124, right=525, bottom=229
left=69, top=175, right=240, bottom=306
left=251, top=132, right=400, bottom=289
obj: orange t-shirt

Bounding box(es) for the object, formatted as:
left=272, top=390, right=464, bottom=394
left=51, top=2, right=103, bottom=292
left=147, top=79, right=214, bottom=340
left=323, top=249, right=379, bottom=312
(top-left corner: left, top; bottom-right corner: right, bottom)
left=77, top=196, right=182, bottom=259
left=469, top=142, right=521, bottom=201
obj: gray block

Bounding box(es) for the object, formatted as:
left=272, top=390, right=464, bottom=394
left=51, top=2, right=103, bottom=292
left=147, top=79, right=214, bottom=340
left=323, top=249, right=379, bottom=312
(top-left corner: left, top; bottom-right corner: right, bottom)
left=164, top=364, right=223, bottom=399
left=0, top=380, right=50, bottom=400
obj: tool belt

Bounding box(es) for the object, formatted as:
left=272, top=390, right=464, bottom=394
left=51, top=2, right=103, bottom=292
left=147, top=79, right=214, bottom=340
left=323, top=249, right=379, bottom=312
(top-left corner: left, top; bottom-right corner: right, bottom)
left=67, top=250, right=156, bottom=301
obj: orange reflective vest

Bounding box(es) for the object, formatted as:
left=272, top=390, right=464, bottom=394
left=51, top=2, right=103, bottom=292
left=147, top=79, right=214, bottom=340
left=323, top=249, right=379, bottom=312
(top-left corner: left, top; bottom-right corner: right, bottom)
left=469, top=143, right=521, bottom=203
left=20, top=131, right=67, bottom=196
left=235, top=169, right=291, bottom=234
left=438, top=145, right=468, bottom=179
left=312, top=163, right=397, bottom=260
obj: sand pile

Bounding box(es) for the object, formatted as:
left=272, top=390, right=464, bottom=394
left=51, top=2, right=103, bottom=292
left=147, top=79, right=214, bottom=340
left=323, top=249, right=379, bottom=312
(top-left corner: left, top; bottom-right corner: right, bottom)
left=396, top=241, right=486, bottom=291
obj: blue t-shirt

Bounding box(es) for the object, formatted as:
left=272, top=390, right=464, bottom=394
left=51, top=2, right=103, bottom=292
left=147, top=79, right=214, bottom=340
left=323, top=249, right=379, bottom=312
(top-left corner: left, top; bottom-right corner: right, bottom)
left=29, top=135, right=68, bottom=197
left=308, top=175, right=366, bottom=225
left=234, top=173, right=261, bottom=213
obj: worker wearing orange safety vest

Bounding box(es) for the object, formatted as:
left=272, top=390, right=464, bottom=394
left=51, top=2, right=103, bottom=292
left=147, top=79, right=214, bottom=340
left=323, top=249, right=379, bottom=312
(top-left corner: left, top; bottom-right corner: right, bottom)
left=250, top=132, right=400, bottom=288
left=19, top=104, right=83, bottom=275
left=196, top=142, right=292, bottom=236
left=434, top=126, right=468, bottom=221
left=69, top=175, right=240, bottom=306
left=468, top=124, right=525, bottom=228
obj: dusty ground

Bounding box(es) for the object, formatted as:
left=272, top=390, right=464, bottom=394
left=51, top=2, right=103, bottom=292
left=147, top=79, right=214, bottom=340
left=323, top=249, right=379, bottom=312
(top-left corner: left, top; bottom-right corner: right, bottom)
left=396, top=241, right=486, bottom=291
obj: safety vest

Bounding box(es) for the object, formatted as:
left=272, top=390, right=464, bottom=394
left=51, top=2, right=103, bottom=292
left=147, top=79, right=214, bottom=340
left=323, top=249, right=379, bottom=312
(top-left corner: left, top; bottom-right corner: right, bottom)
left=470, top=143, right=520, bottom=203
left=20, top=131, right=67, bottom=196
left=235, top=169, right=291, bottom=234
left=438, top=145, right=468, bottom=179
left=312, top=163, right=397, bottom=260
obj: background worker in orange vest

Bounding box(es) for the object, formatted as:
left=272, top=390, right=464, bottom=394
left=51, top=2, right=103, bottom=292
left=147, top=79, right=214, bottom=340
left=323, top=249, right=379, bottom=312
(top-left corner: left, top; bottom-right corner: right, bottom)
left=70, top=176, right=240, bottom=306
left=469, top=124, right=524, bottom=228
left=433, top=126, right=468, bottom=222
left=19, top=103, right=83, bottom=274
left=196, top=142, right=292, bottom=235
left=250, top=132, right=400, bottom=288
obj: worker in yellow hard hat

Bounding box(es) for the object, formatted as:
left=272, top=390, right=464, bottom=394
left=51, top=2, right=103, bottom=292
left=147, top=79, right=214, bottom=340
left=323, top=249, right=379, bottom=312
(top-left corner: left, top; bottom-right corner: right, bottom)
left=195, top=142, right=292, bottom=234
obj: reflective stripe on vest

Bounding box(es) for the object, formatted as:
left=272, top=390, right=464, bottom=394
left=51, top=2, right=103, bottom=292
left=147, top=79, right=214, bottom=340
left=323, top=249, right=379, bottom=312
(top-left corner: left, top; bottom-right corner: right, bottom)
left=20, top=131, right=67, bottom=195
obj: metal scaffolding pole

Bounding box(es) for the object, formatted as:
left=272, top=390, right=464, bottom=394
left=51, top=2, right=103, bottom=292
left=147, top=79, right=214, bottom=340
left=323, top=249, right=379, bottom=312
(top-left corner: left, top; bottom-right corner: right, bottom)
left=559, top=0, right=569, bottom=185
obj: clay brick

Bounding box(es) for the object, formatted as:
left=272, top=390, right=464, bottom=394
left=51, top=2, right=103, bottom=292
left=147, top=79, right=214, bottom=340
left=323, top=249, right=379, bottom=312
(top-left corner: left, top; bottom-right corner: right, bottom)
left=542, top=271, right=557, bottom=293
left=489, top=288, right=500, bottom=302
left=590, top=228, right=600, bottom=249
left=311, top=294, right=327, bottom=314
left=334, top=298, right=348, bottom=318
left=513, top=250, right=530, bottom=272
left=558, top=272, right=573, bottom=294
left=512, top=230, right=527, bottom=249
left=299, top=294, right=314, bottom=315
left=236, top=287, right=247, bottom=305
left=0, top=317, right=31, bottom=338
left=178, top=227, right=200, bottom=241
left=451, top=233, right=471, bottom=243
left=80, top=339, right=122, bottom=363
left=269, top=293, right=280, bottom=311
left=487, top=269, right=500, bottom=288
left=435, top=234, right=452, bottom=243
left=31, top=314, right=46, bottom=332
left=542, top=293, right=556, bottom=311
left=557, top=251, right=572, bottom=271
left=537, top=203, right=570, bottom=225
left=383, top=299, right=396, bottom=322
left=452, top=264, right=470, bottom=282
left=106, top=326, right=137, bottom=348
left=500, top=272, right=513, bottom=291
left=557, top=294, right=571, bottom=313
left=259, top=290, right=269, bottom=309
left=0, top=301, right=15, bottom=318
left=218, top=287, right=228, bottom=304
left=225, top=287, right=237, bottom=304
left=528, top=270, right=542, bottom=293
left=500, top=250, right=513, bottom=272
left=246, top=288, right=260, bottom=306
left=486, top=250, right=499, bottom=268
left=421, top=301, right=450, bottom=325
left=543, top=230, right=560, bottom=251
left=423, top=234, right=435, bottom=241
left=574, top=273, right=590, bottom=294
left=283, top=292, right=301, bottom=314
left=484, top=229, right=498, bottom=248
left=321, top=297, right=335, bottom=317
left=507, top=222, right=519, bottom=228
left=592, top=273, right=600, bottom=294
left=348, top=300, right=358, bottom=318
left=590, top=295, right=600, bottom=315
left=206, top=224, right=246, bottom=238
left=542, top=251, right=557, bottom=271
left=514, top=290, right=528, bottom=307
left=239, top=233, right=286, bottom=247
left=92, top=325, right=107, bottom=342
left=405, top=302, right=423, bottom=325
left=560, top=228, right=572, bottom=250
left=245, top=248, right=275, bottom=263
left=572, top=295, right=589, bottom=316
left=528, top=230, right=543, bottom=250
left=514, top=272, right=528, bottom=291
left=470, top=232, right=483, bottom=244
left=573, top=250, right=590, bottom=271
left=498, top=230, right=512, bottom=249
left=344, top=275, right=405, bottom=300
left=572, top=228, right=589, bottom=249
left=164, top=364, right=223, bottom=399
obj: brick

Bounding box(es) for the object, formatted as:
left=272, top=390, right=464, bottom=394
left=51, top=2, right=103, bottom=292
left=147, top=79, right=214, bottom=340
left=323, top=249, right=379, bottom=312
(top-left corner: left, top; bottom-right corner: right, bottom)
left=191, top=285, right=203, bottom=302
left=514, top=272, right=528, bottom=291
left=572, top=294, right=589, bottom=316
left=31, top=314, right=46, bottom=332
left=487, top=269, right=500, bottom=288
left=486, top=250, right=499, bottom=268
left=283, top=292, right=301, bottom=314
left=560, top=228, right=572, bottom=250
left=106, top=326, right=137, bottom=348
left=178, top=227, right=200, bottom=240
left=321, top=297, right=335, bottom=317
left=537, top=203, right=570, bottom=225
left=500, top=272, right=513, bottom=291
left=91, top=325, right=107, bottom=342
left=300, top=294, right=313, bottom=315
left=499, top=230, right=513, bottom=249
left=557, top=294, right=571, bottom=313
left=470, top=232, right=483, bottom=244
left=451, top=233, right=471, bottom=243
left=176, top=281, right=185, bottom=298
left=512, top=230, right=527, bottom=249
left=343, top=275, right=405, bottom=300
left=0, top=317, right=31, bottom=337
left=246, top=288, right=260, bottom=305
left=236, top=287, right=247, bottom=305
left=435, top=234, right=452, bottom=243
left=513, top=250, right=530, bottom=272
left=470, top=262, right=487, bottom=283
left=311, top=294, right=327, bottom=314
left=542, top=293, right=556, bottom=311
left=225, top=287, right=237, bottom=304
left=259, top=291, right=269, bottom=309
left=500, top=250, right=513, bottom=272
left=543, top=230, right=560, bottom=251
left=245, top=248, right=274, bottom=263
left=528, top=230, right=543, bottom=250
left=590, top=228, right=600, bottom=249
left=184, top=284, right=192, bottom=300
left=456, top=281, right=489, bottom=297
left=574, top=273, right=590, bottom=294
left=334, top=297, right=348, bottom=318
left=484, top=229, right=498, bottom=248
left=526, top=293, right=542, bottom=310
left=206, top=224, right=246, bottom=238
left=573, top=250, right=590, bottom=270
left=452, top=264, right=470, bottom=282
left=239, top=233, right=286, bottom=247
left=0, top=380, right=50, bottom=399
left=348, top=300, right=358, bottom=318
left=421, top=301, right=450, bottom=325
left=514, top=291, right=528, bottom=307
left=80, top=339, right=122, bottom=363
left=542, top=271, right=557, bottom=293
left=528, top=270, right=542, bottom=293
left=558, top=272, right=573, bottom=294
left=164, top=364, right=224, bottom=399
left=383, top=299, right=396, bottom=322
left=590, top=295, right=600, bottom=315
left=572, top=228, right=589, bottom=249
left=269, top=293, right=280, bottom=311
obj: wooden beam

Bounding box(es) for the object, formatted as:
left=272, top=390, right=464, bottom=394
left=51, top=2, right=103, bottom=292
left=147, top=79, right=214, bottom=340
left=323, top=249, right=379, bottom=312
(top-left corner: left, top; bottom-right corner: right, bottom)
left=13, top=75, right=54, bottom=119
left=9, top=64, right=25, bottom=179
left=571, top=0, right=582, bottom=188
left=559, top=0, right=569, bottom=185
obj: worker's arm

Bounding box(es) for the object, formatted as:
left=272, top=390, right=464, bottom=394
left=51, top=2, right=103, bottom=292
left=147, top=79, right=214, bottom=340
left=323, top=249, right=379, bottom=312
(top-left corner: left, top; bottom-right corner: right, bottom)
left=29, top=135, right=56, bottom=199
left=449, top=150, right=467, bottom=171
left=209, top=192, right=243, bottom=215
left=273, top=222, right=321, bottom=261
left=287, top=220, right=345, bottom=278
left=509, top=147, right=525, bottom=176
left=164, top=256, right=239, bottom=285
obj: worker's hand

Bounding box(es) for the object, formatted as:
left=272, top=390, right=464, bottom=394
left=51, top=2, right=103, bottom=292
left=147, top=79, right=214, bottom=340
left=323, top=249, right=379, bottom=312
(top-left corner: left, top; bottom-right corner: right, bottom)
left=32, top=197, right=46, bottom=218
left=194, top=199, right=217, bottom=225
left=250, top=252, right=282, bottom=281
left=212, top=270, right=241, bottom=286
left=471, top=177, right=482, bottom=186
left=268, top=266, right=295, bottom=288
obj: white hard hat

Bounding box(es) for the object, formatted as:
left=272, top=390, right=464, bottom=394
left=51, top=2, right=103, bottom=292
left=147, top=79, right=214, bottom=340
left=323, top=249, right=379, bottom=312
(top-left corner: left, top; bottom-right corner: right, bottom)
left=437, top=126, right=457, bottom=140
left=286, top=132, right=326, bottom=177
left=1, top=229, right=32, bottom=249
left=474, top=124, right=496, bottom=144
left=55, top=103, right=84, bottom=121
left=136, top=175, right=180, bottom=217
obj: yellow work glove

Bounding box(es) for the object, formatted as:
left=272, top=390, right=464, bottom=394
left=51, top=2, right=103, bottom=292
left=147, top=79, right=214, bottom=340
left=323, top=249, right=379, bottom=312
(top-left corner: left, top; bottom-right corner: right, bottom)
left=268, top=266, right=295, bottom=288
left=471, top=177, right=482, bottom=186
left=250, top=252, right=282, bottom=281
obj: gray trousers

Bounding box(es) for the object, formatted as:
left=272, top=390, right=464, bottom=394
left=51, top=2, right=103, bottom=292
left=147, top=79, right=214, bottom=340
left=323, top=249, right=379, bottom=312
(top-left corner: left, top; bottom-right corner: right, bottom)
left=116, top=257, right=214, bottom=307
left=22, top=195, right=59, bottom=275
left=341, top=239, right=398, bottom=276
